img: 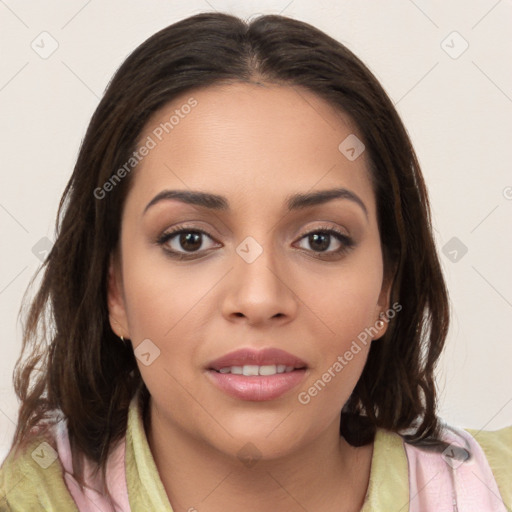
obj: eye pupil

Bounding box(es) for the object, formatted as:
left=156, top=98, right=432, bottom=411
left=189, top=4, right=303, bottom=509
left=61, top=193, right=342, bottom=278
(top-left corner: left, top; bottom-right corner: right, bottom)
left=309, top=233, right=330, bottom=252
left=180, top=232, right=202, bottom=251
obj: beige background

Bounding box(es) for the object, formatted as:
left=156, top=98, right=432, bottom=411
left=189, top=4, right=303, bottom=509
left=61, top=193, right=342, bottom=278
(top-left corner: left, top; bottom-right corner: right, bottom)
left=1, top=0, right=511, bottom=461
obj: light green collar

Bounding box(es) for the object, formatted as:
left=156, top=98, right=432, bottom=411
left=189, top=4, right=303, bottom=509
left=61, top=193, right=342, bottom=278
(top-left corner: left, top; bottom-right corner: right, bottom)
left=125, top=391, right=174, bottom=511
left=360, top=428, right=409, bottom=511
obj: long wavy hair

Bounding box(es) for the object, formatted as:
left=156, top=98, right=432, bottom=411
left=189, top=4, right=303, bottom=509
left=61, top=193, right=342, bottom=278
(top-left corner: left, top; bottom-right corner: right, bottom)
left=8, top=11, right=450, bottom=492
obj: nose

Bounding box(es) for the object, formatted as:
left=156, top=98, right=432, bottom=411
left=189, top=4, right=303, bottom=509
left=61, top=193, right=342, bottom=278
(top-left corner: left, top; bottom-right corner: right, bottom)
left=220, top=235, right=298, bottom=327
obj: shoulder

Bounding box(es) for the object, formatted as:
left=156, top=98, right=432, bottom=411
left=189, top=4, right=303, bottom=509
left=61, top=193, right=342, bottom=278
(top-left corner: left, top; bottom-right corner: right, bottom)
left=465, top=423, right=512, bottom=460
left=402, top=422, right=512, bottom=511
left=0, top=427, right=79, bottom=511
left=1, top=419, right=131, bottom=512
left=465, top=424, right=512, bottom=507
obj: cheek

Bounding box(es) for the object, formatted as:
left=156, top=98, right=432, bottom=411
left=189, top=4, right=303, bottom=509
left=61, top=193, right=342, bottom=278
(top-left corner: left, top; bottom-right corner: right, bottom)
left=296, top=281, right=377, bottom=424
left=119, top=254, right=205, bottom=404
left=302, top=255, right=384, bottom=346
left=121, top=246, right=213, bottom=340
left=295, top=248, right=383, bottom=409
left=327, top=279, right=381, bottom=346
left=119, top=241, right=221, bottom=389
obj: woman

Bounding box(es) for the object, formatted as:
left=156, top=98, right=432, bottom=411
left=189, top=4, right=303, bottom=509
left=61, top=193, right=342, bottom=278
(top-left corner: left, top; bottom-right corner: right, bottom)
left=1, top=11, right=510, bottom=512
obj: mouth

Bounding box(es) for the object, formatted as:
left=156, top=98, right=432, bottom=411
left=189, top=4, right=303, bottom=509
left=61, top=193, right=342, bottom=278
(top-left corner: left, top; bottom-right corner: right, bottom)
left=213, top=364, right=304, bottom=375
left=205, top=347, right=308, bottom=401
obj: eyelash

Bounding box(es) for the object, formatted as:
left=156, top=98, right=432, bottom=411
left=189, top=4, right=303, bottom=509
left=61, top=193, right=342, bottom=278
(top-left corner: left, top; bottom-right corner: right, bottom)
left=155, top=223, right=355, bottom=261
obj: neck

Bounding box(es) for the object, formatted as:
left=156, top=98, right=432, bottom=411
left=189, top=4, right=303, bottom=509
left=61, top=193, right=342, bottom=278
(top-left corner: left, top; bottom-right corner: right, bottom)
left=145, top=401, right=374, bottom=512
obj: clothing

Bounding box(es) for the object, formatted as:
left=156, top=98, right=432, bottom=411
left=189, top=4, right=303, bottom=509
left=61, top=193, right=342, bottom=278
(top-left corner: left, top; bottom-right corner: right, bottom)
left=1, top=392, right=510, bottom=511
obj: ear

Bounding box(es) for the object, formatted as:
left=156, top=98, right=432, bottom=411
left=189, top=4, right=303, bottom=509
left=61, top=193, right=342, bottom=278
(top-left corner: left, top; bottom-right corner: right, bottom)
left=107, top=251, right=130, bottom=339
left=372, top=263, right=397, bottom=340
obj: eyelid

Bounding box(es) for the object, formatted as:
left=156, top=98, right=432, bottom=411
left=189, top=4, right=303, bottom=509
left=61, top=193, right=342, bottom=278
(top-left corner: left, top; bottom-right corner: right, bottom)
left=296, top=222, right=350, bottom=238
left=156, top=222, right=351, bottom=244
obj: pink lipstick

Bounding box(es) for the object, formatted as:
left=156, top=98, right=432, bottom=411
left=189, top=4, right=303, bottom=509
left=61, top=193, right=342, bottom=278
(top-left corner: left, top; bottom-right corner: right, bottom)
left=205, top=348, right=308, bottom=401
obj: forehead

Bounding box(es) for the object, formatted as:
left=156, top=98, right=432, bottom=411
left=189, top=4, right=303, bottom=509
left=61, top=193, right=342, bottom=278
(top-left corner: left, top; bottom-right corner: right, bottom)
left=127, top=82, right=375, bottom=216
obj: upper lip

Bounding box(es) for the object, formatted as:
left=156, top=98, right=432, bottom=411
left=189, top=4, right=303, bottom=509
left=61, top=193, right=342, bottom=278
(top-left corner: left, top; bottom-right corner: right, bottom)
left=207, top=348, right=308, bottom=371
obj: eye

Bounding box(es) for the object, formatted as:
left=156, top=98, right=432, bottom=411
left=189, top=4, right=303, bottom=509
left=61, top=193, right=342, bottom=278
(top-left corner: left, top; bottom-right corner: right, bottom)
left=295, top=227, right=354, bottom=257
left=156, top=225, right=219, bottom=258
left=156, top=224, right=355, bottom=260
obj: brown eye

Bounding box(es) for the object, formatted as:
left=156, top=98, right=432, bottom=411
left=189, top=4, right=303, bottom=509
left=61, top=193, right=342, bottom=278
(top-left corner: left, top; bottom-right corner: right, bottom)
left=175, top=232, right=203, bottom=252
left=157, top=227, right=219, bottom=256
left=295, top=228, right=354, bottom=256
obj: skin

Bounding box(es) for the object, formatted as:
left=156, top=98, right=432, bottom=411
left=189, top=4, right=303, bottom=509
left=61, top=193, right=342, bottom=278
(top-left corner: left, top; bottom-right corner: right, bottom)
left=108, top=82, right=393, bottom=512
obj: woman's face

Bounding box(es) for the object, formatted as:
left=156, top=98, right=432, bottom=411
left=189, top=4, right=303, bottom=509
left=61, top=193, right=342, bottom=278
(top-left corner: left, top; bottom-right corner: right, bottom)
left=108, top=82, right=392, bottom=460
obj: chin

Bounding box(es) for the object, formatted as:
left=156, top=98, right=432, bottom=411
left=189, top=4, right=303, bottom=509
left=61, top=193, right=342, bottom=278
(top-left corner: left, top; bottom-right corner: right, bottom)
left=204, top=415, right=313, bottom=463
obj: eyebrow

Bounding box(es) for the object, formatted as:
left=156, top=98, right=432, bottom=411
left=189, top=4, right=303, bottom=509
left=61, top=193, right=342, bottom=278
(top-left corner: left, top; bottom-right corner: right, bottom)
left=143, top=187, right=368, bottom=218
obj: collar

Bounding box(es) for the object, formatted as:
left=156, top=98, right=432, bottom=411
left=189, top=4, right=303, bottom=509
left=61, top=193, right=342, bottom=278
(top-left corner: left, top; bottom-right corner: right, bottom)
left=124, top=391, right=409, bottom=511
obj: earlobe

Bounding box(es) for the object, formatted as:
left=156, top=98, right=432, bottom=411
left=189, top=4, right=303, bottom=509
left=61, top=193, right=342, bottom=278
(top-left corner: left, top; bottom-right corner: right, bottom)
left=371, top=311, right=389, bottom=341
left=107, top=253, right=129, bottom=338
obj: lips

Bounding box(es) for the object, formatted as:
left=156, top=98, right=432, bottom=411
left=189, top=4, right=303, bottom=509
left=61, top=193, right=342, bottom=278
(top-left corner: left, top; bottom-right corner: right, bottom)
left=205, top=348, right=308, bottom=401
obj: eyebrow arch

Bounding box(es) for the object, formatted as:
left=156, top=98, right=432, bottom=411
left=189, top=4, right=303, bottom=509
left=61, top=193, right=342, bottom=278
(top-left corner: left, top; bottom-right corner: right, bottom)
left=143, top=187, right=368, bottom=218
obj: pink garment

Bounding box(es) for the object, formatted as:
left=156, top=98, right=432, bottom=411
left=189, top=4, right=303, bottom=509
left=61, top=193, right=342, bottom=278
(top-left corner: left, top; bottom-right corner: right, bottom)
left=54, top=421, right=130, bottom=511
left=53, top=419, right=506, bottom=511
left=405, top=425, right=508, bottom=511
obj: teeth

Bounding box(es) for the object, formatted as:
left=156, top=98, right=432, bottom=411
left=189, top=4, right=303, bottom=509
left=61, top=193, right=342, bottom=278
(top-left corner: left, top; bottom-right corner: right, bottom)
left=216, top=364, right=297, bottom=375
left=243, top=365, right=259, bottom=376
left=259, top=365, right=277, bottom=376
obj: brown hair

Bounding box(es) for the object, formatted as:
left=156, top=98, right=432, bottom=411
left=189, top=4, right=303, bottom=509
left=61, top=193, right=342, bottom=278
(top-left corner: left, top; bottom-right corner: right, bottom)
left=9, top=11, right=450, bottom=492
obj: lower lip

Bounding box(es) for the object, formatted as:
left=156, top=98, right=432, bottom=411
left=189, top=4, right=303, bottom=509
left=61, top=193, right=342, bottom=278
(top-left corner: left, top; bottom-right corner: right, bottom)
left=206, top=369, right=307, bottom=401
